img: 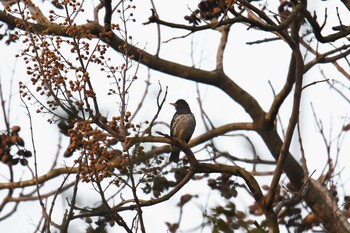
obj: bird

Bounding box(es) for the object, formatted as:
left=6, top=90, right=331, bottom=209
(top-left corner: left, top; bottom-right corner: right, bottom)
left=169, top=99, right=196, bottom=163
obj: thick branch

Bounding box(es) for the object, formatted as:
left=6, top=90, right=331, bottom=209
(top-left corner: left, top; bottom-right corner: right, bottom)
left=134, top=122, right=255, bottom=162
left=265, top=48, right=304, bottom=209
left=1, top=7, right=349, bottom=232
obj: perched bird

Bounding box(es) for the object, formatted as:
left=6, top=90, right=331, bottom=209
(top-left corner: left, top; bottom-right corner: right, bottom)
left=169, top=99, right=196, bottom=163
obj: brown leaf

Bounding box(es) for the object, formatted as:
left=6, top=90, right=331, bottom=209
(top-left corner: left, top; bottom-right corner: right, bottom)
left=178, top=194, right=193, bottom=207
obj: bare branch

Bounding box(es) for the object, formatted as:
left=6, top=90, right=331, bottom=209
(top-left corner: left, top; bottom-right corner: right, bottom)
left=216, top=25, right=230, bottom=71
left=0, top=167, right=78, bottom=189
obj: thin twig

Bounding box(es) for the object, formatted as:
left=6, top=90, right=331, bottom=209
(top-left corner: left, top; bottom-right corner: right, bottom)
left=148, top=4, right=161, bottom=56
left=302, top=79, right=329, bottom=90
left=143, top=81, right=168, bottom=136
left=268, top=80, right=285, bottom=138
left=130, top=70, right=151, bottom=122
left=20, top=95, right=52, bottom=232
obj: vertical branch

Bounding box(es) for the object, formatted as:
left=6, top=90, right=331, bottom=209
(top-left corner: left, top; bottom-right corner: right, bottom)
left=264, top=2, right=306, bottom=209
left=265, top=48, right=305, bottom=209
left=130, top=70, right=151, bottom=121
left=118, top=1, right=130, bottom=142
left=149, top=0, right=161, bottom=56
left=93, top=1, right=104, bottom=23
left=265, top=54, right=297, bottom=125
left=267, top=80, right=286, bottom=138
left=0, top=77, right=10, bottom=132
left=60, top=165, right=82, bottom=232
left=297, top=123, right=309, bottom=178
left=104, top=0, right=112, bottom=30
left=216, top=25, right=230, bottom=72
left=128, top=163, right=146, bottom=233
left=20, top=96, right=54, bottom=232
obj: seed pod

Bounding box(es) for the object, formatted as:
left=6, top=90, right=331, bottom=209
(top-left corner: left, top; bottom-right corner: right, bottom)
left=17, top=149, right=24, bottom=156
left=8, top=158, right=19, bottom=166
left=20, top=158, right=28, bottom=166
left=11, top=135, right=17, bottom=144
left=11, top=125, right=21, bottom=133
left=16, top=136, right=25, bottom=147
left=1, top=154, right=11, bottom=163
left=23, top=150, right=32, bottom=157
left=64, top=149, right=73, bottom=158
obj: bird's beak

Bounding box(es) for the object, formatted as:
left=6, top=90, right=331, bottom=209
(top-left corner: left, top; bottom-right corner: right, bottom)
left=170, top=102, right=176, bottom=106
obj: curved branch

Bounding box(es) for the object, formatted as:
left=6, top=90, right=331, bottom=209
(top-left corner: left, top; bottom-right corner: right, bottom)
left=132, top=122, right=255, bottom=162
left=0, top=167, right=78, bottom=189
left=1, top=5, right=348, bottom=231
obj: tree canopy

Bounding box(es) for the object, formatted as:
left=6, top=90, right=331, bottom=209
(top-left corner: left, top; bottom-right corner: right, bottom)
left=0, top=0, right=350, bottom=232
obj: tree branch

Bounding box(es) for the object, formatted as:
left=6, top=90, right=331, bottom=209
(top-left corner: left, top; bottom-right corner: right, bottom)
left=216, top=25, right=230, bottom=71
left=0, top=167, right=78, bottom=189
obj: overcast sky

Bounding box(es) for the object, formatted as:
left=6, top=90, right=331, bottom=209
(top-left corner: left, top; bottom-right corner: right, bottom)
left=0, top=0, right=350, bottom=232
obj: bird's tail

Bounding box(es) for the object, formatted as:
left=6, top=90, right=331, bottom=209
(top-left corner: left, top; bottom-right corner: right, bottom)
left=169, top=147, right=180, bottom=163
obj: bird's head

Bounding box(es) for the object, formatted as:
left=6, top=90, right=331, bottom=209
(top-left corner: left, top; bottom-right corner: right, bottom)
left=170, top=99, right=191, bottom=112
left=170, top=99, right=189, bottom=108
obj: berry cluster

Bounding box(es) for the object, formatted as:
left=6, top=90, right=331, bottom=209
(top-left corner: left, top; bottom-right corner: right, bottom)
left=0, top=125, right=32, bottom=166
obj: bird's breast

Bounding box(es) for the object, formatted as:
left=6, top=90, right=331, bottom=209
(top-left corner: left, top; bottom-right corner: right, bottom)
left=171, top=113, right=196, bottom=142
